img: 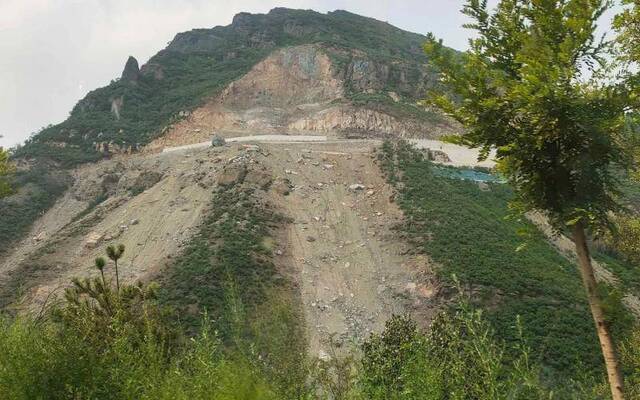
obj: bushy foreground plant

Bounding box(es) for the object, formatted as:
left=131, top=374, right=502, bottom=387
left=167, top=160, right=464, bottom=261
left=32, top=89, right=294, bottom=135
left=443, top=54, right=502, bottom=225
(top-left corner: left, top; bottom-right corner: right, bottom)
left=0, top=246, right=281, bottom=399
left=0, top=146, right=13, bottom=199
left=359, top=308, right=550, bottom=400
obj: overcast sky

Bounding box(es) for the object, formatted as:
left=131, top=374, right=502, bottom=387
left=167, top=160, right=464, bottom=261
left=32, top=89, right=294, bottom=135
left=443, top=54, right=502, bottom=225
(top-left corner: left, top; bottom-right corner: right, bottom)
left=0, top=0, right=618, bottom=148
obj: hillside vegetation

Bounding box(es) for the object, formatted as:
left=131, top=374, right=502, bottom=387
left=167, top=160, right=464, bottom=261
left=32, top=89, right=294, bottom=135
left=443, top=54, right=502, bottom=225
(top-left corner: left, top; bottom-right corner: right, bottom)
left=378, top=141, right=637, bottom=381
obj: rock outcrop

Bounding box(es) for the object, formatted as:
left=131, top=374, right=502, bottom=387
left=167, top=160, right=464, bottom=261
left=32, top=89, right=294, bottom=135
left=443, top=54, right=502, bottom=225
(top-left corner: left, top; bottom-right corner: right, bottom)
left=220, top=45, right=343, bottom=108
left=121, top=56, right=140, bottom=82
left=288, top=106, right=451, bottom=137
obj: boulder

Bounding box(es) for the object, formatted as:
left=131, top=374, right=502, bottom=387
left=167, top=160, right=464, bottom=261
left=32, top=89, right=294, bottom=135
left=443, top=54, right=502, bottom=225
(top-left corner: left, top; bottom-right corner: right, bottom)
left=211, top=135, right=226, bottom=147
left=427, top=149, right=451, bottom=163
left=244, top=169, right=272, bottom=189
left=217, top=164, right=247, bottom=187
left=272, top=178, right=292, bottom=195
left=85, top=232, right=103, bottom=249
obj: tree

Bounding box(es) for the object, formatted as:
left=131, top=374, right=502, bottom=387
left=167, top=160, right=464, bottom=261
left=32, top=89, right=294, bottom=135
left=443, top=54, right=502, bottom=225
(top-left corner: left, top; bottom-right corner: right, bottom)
left=614, top=0, right=640, bottom=70
left=424, top=1, right=632, bottom=398
left=0, top=146, right=13, bottom=198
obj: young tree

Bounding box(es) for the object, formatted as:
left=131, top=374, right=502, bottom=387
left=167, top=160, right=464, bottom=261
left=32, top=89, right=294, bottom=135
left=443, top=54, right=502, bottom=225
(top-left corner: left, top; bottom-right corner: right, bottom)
left=95, top=257, right=107, bottom=287
left=106, top=244, right=125, bottom=292
left=424, top=1, right=632, bottom=398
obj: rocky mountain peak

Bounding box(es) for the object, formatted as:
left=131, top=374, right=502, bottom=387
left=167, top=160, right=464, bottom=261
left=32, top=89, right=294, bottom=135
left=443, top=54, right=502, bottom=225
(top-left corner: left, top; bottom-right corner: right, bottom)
left=121, top=56, right=140, bottom=82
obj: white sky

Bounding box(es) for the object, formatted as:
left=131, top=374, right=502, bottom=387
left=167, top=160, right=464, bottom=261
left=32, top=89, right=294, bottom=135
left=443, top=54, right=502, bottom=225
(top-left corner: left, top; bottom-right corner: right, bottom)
left=0, top=0, right=618, bottom=148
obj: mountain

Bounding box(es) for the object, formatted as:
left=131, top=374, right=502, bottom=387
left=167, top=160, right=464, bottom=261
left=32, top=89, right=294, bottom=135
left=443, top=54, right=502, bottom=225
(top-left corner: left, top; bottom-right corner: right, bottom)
left=14, top=8, right=455, bottom=167
left=3, top=9, right=640, bottom=392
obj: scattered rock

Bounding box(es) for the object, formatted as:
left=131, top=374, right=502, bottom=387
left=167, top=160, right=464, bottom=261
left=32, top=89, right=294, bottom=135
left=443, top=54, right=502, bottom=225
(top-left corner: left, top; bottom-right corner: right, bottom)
left=349, top=183, right=366, bottom=191
left=306, top=236, right=317, bottom=242
left=33, top=231, right=46, bottom=242
left=130, top=219, right=139, bottom=225
left=84, top=232, right=103, bottom=249
left=210, top=135, right=226, bottom=147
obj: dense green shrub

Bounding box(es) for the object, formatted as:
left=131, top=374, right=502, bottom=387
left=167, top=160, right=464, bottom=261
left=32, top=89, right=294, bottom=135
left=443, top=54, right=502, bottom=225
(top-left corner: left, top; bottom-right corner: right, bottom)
left=360, top=308, right=551, bottom=400
left=0, top=314, right=279, bottom=400
left=0, top=247, right=281, bottom=400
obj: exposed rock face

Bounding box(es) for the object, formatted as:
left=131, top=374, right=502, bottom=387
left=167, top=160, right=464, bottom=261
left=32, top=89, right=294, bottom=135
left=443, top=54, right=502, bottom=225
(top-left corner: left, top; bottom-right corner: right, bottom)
left=220, top=45, right=343, bottom=108
left=288, top=106, right=451, bottom=137
left=21, top=8, right=462, bottom=164
left=121, top=56, right=140, bottom=82
left=110, top=96, right=123, bottom=120
left=94, top=141, right=138, bottom=155
left=146, top=44, right=458, bottom=151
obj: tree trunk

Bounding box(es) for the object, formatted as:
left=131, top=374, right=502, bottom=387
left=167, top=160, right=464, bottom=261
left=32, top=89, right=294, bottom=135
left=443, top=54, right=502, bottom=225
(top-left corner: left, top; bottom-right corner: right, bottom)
left=115, top=260, right=120, bottom=292
left=572, top=222, right=625, bottom=400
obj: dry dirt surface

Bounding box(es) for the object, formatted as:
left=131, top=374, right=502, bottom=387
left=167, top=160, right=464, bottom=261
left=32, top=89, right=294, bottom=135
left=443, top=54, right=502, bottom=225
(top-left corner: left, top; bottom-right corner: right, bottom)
left=261, top=141, right=438, bottom=359
left=0, top=146, right=248, bottom=311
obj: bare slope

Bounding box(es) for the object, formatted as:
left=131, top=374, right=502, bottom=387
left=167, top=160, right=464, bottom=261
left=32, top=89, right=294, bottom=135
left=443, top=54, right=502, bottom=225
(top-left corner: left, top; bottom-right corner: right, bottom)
left=0, top=147, right=234, bottom=310
left=262, top=141, right=437, bottom=358
left=0, top=139, right=438, bottom=358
